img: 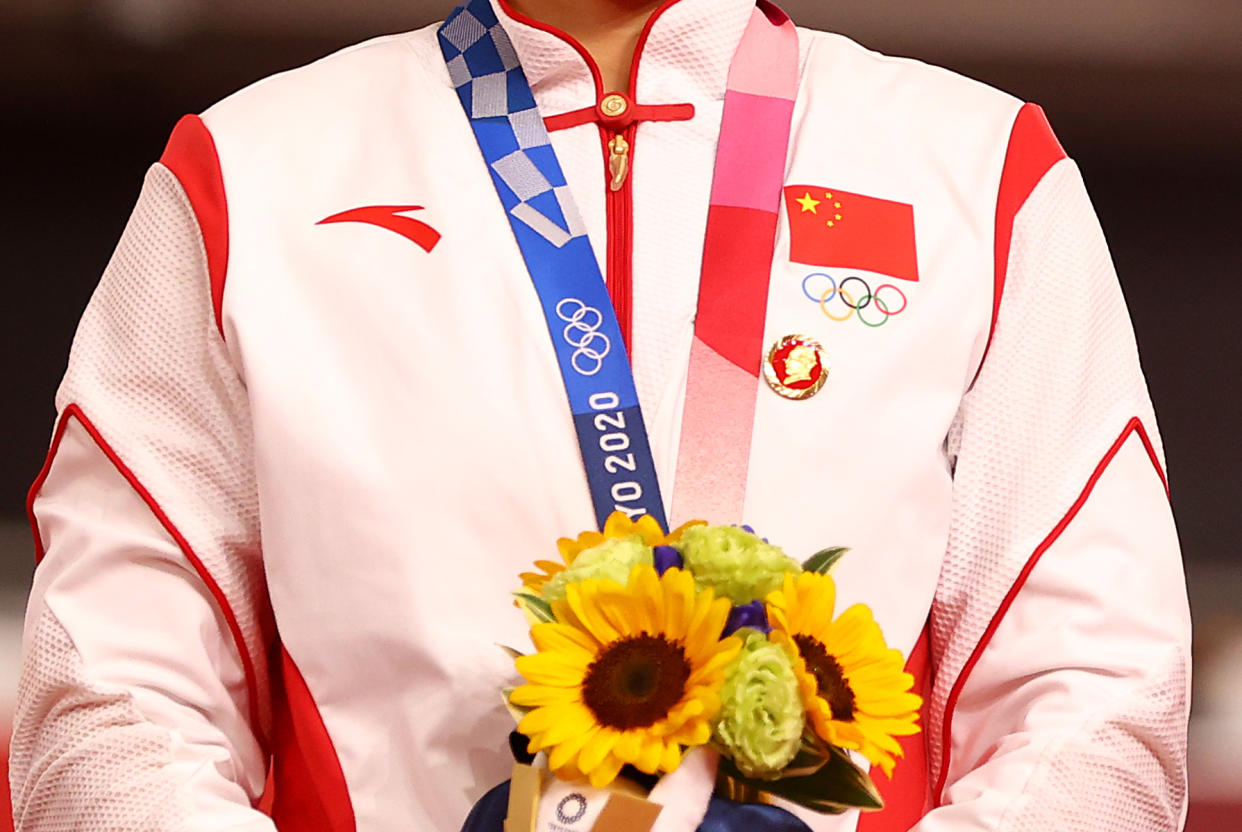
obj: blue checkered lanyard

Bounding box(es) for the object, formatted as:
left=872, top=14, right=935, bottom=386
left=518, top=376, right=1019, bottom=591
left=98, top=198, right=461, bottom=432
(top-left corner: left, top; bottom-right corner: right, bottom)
left=438, top=0, right=667, bottom=533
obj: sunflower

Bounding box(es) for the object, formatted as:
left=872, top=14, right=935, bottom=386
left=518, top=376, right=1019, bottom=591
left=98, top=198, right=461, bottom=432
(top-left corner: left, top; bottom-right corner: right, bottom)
left=765, top=571, right=922, bottom=776
left=518, top=512, right=704, bottom=597
left=509, top=563, right=740, bottom=788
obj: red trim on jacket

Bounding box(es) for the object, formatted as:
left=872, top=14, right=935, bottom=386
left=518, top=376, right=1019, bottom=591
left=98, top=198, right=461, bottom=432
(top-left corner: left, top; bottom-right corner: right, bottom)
left=976, top=104, right=1066, bottom=384
left=25, top=404, right=265, bottom=745
left=161, top=114, right=230, bottom=341
left=26, top=410, right=73, bottom=564
left=543, top=101, right=694, bottom=133
left=268, top=644, right=357, bottom=831
left=857, top=623, right=933, bottom=831
left=606, top=0, right=684, bottom=348
left=494, top=0, right=686, bottom=97
left=933, top=416, right=1169, bottom=805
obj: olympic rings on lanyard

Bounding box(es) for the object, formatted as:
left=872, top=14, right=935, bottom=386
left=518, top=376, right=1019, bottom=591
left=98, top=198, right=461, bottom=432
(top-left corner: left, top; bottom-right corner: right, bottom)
left=801, top=272, right=908, bottom=327
left=555, top=297, right=612, bottom=376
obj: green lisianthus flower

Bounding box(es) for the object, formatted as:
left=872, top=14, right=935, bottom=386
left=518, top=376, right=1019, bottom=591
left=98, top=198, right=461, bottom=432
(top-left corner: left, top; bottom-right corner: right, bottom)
left=678, top=525, right=800, bottom=605
left=539, top=536, right=653, bottom=602
left=714, top=631, right=805, bottom=778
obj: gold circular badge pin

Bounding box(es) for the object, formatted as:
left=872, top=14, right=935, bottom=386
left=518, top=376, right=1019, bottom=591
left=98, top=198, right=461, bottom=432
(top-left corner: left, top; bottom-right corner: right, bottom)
left=600, top=94, right=628, bottom=117
left=763, top=334, right=829, bottom=400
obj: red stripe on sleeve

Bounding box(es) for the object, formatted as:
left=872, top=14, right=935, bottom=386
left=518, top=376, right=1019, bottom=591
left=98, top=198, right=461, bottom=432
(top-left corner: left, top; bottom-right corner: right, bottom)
left=26, top=403, right=265, bottom=746
left=160, top=114, right=230, bottom=341
left=933, top=416, right=1168, bottom=806
left=977, top=104, right=1066, bottom=379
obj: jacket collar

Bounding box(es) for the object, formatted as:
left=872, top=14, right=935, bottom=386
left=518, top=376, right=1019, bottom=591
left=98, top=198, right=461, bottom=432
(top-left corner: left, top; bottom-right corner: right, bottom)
left=490, top=0, right=757, bottom=115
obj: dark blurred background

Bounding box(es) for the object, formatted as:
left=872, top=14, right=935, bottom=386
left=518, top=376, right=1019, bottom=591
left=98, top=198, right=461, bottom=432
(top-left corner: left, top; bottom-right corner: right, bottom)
left=1, top=0, right=1239, bottom=827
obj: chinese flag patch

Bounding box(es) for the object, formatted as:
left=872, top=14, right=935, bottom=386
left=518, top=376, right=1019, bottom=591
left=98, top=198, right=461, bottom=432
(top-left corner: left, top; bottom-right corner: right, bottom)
left=783, top=185, right=919, bottom=282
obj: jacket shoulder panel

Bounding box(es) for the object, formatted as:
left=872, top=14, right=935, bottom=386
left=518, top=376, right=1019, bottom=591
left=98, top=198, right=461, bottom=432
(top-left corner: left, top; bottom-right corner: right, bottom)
left=200, top=25, right=451, bottom=151
left=796, top=27, right=1023, bottom=127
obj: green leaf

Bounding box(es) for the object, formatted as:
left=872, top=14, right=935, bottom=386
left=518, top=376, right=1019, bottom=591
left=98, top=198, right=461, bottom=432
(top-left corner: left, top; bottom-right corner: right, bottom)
left=496, top=643, right=525, bottom=660
left=514, top=592, right=554, bottom=622
left=718, top=744, right=883, bottom=815
left=501, top=687, right=532, bottom=725
left=801, top=547, right=850, bottom=574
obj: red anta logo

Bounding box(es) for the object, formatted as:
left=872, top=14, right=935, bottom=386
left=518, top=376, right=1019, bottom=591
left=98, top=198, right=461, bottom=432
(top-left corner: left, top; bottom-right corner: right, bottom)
left=317, top=205, right=442, bottom=253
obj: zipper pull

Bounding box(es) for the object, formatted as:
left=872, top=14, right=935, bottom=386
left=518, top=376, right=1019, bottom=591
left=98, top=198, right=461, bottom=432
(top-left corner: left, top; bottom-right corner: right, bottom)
left=608, top=133, right=630, bottom=191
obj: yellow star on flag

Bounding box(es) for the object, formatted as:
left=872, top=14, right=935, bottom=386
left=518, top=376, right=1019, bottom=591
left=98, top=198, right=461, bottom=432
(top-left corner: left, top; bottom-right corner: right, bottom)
left=795, top=192, right=820, bottom=213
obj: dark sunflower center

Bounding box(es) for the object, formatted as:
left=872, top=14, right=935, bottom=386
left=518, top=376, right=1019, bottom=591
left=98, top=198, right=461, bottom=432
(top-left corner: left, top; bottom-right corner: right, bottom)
left=794, top=635, right=857, bottom=721
left=582, top=635, right=691, bottom=730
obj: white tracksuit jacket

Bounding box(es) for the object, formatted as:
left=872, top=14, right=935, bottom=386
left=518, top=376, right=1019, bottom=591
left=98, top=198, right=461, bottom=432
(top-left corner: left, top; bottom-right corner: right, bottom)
left=11, top=0, right=1191, bottom=829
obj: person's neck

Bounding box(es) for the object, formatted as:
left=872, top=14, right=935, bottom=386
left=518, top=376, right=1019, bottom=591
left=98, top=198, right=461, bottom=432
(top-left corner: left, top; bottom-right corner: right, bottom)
left=508, top=0, right=667, bottom=93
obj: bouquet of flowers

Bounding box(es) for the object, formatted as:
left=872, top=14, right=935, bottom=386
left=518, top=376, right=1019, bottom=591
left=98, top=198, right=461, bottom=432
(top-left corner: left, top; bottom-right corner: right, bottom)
left=502, top=512, right=921, bottom=827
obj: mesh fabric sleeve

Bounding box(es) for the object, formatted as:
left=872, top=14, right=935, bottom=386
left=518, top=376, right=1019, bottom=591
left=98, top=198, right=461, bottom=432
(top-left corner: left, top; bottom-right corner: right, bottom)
left=11, top=162, right=275, bottom=830
left=913, top=155, right=1192, bottom=830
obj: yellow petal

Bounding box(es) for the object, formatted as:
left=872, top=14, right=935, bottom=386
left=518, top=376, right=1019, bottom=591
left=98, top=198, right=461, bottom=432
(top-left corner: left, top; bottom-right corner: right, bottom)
left=862, top=729, right=903, bottom=756
left=530, top=622, right=600, bottom=658
left=594, top=587, right=644, bottom=637
left=838, top=658, right=903, bottom=684
left=632, top=514, right=666, bottom=546
left=667, top=696, right=705, bottom=724
left=630, top=565, right=664, bottom=631
left=856, top=692, right=923, bottom=717
left=548, top=725, right=597, bottom=771
left=685, top=642, right=741, bottom=687
left=602, top=512, right=633, bottom=539
left=685, top=593, right=728, bottom=649
left=800, top=573, right=836, bottom=633
left=636, top=736, right=664, bottom=774
left=660, top=742, right=683, bottom=773
left=588, top=752, right=626, bottom=789
left=823, top=604, right=875, bottom=647
left=687, top=600, right=733, bottom=657
left=666, top=720, right=711, bottom=747
left=519, top=705, right=572, bottom=736
left=509, top=684, right=581, bottom=708
left=559, top=531, right=604, bottom=566
left=860, top=716, right=923, bottom=736
left=553, top=761, right=585, bottom=782
left=766, top=606, right=791, bottom=637
left=530, top=705, right=596, bottom=748
left=774, top=574, right=798, bottom=626
left=613, top=731, right=644, bottom=765
left=683, top=589, right=715, bottom=640
left=578, top=728, right=621, bottom=774
left=661, top=570, right=693, bottom=638
left=515, top=652, right=589, bottom=686
left=566, top=582, right=621, bottom=643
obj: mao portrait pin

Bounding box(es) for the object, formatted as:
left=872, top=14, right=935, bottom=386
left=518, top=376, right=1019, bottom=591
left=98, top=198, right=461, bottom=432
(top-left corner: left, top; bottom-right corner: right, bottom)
left=763, top=334, right=829, bottom=400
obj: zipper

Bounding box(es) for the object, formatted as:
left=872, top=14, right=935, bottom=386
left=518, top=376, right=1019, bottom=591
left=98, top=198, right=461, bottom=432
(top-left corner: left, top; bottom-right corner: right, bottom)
left=603, top=123, right=637, bottom=350
left=607, top=133, right=630, bottom=191
left=497, top=0, right=691, bottom=354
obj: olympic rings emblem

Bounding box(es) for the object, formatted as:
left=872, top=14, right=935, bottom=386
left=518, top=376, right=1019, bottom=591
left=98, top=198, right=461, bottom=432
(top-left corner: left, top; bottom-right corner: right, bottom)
left=555, top=297, right=612, bottom=376
left=556, top=793, right=588, bottom=825
left=800, top=272, right=908, bottom=328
